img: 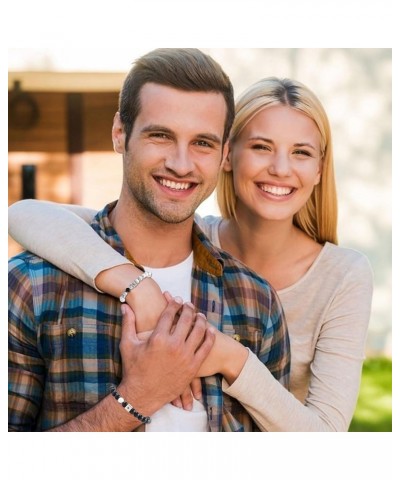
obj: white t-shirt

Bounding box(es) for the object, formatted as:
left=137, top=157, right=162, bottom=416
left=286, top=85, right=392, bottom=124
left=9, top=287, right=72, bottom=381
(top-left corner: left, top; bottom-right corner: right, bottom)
left=143, top=252, right=209, bottom=432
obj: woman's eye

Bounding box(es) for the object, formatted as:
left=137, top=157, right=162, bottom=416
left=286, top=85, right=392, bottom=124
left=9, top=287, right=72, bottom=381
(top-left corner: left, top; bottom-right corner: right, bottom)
left=293, top=149, right=312, bottom=156
left=252, top=144, right=270, bottom=151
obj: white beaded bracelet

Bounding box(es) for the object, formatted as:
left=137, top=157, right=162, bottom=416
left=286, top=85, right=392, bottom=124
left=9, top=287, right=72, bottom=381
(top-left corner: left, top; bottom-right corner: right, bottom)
left=119, top=271, right=152, bottom=303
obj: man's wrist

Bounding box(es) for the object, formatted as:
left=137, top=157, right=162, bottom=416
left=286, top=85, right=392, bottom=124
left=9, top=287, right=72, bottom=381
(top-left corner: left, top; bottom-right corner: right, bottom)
left=117, top=382, right=161, bottom=419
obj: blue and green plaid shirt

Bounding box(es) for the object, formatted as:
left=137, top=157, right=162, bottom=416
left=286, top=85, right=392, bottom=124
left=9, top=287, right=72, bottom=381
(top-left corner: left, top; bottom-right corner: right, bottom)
left=9, top=202, right=290, bottom=432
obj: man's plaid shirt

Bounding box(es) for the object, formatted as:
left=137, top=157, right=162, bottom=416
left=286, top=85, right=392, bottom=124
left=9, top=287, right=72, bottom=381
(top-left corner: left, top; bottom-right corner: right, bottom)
left=8, top=202, right=290, bottom=432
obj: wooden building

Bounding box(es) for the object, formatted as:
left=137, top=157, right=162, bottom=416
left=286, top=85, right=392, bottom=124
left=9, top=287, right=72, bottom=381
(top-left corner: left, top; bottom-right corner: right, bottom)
left=8, top=72, right=126, bottom=257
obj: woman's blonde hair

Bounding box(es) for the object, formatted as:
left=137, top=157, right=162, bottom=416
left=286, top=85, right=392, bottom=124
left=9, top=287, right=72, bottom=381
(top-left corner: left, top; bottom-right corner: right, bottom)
left=217, top=77, right=338, bottom=245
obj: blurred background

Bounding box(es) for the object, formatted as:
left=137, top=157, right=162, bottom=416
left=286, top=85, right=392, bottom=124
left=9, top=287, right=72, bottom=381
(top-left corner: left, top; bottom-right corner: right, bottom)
left=8, top=48, right=392, bottom=431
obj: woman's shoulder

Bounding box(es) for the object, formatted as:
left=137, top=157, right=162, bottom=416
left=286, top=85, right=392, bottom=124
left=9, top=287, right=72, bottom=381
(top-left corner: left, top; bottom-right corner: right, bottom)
left=319, top=242, right=374, bottom=279
left=324, top=242, right=371, bottom=265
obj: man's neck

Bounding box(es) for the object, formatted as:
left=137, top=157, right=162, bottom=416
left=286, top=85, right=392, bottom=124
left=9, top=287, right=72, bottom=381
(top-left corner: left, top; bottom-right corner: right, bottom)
left=110, top=198, right=194, bottom=268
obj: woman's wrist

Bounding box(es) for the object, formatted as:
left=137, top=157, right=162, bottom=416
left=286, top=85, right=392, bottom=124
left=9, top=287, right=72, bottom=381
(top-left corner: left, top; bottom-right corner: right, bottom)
left=95, top=263, right=145, bottom=297
left=95, top=263, right=167, bottom=332
left=218, top=331, right=249, bottom=385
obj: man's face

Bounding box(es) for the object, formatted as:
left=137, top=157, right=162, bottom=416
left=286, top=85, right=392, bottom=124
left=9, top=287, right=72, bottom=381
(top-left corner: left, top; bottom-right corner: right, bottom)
left=113, top=82, right=228, bottom=223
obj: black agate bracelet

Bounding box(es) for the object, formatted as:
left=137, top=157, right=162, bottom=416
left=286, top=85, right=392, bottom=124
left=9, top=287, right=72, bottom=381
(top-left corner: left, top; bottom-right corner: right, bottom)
left=109, top=385, right=151, bottom=424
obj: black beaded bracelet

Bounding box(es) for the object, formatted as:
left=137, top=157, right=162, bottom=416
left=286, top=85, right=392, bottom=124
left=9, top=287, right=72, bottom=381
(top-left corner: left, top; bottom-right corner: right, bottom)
left=109, top=385, right=151, bottom=424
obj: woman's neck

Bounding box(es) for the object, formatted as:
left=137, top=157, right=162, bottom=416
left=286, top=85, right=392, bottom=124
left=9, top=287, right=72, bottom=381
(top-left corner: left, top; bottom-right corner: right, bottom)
left=219, top=215, right=322, bottom=291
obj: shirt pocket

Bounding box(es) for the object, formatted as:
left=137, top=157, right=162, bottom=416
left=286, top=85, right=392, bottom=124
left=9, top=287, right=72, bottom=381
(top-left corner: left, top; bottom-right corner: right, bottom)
left=39, top=319, right=121, bottom=407
left=222, top=324, right=262, bottom=353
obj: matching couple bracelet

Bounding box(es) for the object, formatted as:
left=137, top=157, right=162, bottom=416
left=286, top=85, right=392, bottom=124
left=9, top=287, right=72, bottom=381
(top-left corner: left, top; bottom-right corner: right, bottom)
left=119, top=271, right=152, bottom=303
left=110, top=385, right=151, bottom=424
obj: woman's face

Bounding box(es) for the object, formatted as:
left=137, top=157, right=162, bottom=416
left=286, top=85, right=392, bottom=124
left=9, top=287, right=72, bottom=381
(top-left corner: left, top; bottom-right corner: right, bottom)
left=225, top=104, right=322, bottom=223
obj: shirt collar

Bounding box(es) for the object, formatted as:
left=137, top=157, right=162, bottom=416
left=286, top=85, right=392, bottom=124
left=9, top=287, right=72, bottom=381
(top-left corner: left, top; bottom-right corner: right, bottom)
left=91, top=201, right=224, bottom=277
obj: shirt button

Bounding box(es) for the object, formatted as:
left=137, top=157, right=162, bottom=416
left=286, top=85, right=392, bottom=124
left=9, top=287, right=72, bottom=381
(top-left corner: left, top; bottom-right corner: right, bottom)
left=67, top=328, right=77, bottom=338
left=233, top=334, right=241, bottom=342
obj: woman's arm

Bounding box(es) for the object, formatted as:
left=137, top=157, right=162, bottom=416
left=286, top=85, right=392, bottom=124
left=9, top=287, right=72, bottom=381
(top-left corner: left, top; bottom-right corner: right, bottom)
left=222, top=253, right=374, bottom=431
left=7, top=200, right=249, bottom=380
left=8, top=199, right=166, bottom=332
left=8, top=199, right=131, bottom=289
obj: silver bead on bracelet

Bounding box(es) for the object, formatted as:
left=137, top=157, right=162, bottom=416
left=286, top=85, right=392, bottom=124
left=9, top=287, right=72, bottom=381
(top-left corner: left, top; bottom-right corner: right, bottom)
left=119, top=271, right=152, bottom=303
left=109, top=385, right=151, bottom=424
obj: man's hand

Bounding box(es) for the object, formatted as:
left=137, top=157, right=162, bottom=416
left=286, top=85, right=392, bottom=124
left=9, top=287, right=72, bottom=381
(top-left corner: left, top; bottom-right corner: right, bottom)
left=117, top=297, right=215, bottom=417
left=170, top=378, right=203, bottom=410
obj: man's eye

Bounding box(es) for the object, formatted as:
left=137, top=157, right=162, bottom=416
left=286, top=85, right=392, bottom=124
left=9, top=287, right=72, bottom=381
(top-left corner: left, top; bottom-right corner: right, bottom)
left=195, top=140, right=212, bottom=148
left=150, top=133, right=169, bottom=139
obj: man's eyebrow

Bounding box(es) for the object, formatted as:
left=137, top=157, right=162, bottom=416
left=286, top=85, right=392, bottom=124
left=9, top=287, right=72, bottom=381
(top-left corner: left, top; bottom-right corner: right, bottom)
left=197, top=133, right=222, bottom=145
left=141, top=125, right=222, bottom=145
left=141, top=124, right=174, bottom=135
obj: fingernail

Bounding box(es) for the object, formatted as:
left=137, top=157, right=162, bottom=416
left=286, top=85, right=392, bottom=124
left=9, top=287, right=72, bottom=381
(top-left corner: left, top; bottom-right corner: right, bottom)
left=185, top=302, right=195, bottom=309
left=174, top=296, right=183, bottom=304
left=208, top=326, right=215, bottom=334
left=194, top=392, right=202, bottom=400
left=121, top=304, right=127, bottom=315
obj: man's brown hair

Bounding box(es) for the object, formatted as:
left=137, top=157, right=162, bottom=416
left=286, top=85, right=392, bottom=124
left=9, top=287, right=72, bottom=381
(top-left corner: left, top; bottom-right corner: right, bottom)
left=119, top=48, right=235, bottom=148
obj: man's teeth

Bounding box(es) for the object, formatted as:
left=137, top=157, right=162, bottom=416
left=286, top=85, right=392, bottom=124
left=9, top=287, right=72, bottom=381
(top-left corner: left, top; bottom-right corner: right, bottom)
left=159, top=179, right=191, bottom=190
left=260, top=185, right=293, bottom=196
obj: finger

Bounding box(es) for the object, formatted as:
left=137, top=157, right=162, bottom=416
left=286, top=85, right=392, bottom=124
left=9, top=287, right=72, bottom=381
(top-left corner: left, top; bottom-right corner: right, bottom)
left=119, top=304, right=138, bottom=355
left=163, top=291, right=173, bottom=301
left=170, top=397, right=183, bottom=409
left=185, top=312, right=208, bottom=351
left=193, top=325, right=216, bottom=367
left=180, top=387, right=194, bottom=411
left=190, top=378, right=203, bottom=401
left=172, top=302, right=197, bottom=339
left=121, top=304, right=138, bottom=342
left=153, top=297, right=184, bottom=335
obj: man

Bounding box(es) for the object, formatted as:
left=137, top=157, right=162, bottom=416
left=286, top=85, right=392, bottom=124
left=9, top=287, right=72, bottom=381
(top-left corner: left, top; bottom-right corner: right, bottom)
left=8, top=48, right=290, bottom=432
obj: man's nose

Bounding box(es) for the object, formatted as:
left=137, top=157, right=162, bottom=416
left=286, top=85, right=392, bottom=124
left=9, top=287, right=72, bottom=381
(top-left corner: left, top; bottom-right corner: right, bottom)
left=164, top=145, right=195, bottom=177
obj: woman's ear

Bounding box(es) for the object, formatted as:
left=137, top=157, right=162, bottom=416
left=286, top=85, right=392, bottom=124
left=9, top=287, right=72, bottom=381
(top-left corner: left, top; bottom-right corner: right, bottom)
left=222, top=149, right=233, bottom=172
left=314, top=159, right=323, bottom=185
left=112, top=112, right=125, bottom=153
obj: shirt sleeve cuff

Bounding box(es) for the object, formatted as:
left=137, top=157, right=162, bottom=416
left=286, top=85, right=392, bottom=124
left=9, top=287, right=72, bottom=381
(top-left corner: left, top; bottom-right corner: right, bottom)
left=222, top=348, right=261, bottom=396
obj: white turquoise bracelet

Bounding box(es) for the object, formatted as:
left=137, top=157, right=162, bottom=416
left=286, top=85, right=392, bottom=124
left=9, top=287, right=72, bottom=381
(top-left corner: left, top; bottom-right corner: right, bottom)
left=119, top=271, right=152, bottom=303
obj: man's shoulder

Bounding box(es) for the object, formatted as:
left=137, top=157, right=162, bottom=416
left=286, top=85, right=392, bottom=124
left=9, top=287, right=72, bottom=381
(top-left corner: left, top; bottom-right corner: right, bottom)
left=217, top=247, right=275, bottom=293
left=193, top=222, right=274, bottom=292
left=8, top=250, right=69, bottom=279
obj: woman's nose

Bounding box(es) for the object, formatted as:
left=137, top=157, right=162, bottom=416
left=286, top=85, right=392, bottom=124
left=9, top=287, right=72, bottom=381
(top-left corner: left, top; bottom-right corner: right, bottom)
left=267, top=152, right=291, bottom=177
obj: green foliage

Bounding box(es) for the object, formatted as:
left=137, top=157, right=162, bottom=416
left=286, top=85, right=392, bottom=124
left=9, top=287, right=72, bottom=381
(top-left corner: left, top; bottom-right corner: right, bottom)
left=349, top=357, right=392, bottom=432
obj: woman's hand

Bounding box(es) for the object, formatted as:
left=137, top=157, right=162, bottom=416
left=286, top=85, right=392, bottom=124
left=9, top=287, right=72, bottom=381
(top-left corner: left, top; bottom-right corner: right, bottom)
left=196, top=327, right=249, bottom=385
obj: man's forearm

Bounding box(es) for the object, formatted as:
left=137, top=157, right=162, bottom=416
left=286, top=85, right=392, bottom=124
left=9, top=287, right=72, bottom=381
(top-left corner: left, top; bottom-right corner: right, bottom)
left=49, top=390, right=153, bottom=432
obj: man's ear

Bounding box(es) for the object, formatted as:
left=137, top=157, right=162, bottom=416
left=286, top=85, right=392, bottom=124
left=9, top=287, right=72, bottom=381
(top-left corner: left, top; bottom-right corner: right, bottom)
left=112, top=112, right=125, bottom=153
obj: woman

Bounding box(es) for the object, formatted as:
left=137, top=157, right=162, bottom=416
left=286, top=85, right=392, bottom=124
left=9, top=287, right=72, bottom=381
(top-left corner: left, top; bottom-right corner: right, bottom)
left=8, top=77, right=373, bottom=431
